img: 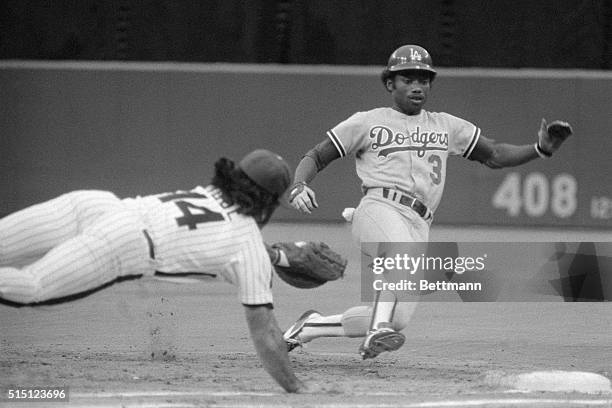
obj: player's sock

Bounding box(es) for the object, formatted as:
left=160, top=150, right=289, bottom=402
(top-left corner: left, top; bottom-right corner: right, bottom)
left=297, top=295, right=414, bottom=342
left=369, top=290, right=398, bottom=331
left=370, top=301, right=397, bottom=330
left=298, top=314, right=344, bottom=342
left=301, top=304, right=398, bottom=340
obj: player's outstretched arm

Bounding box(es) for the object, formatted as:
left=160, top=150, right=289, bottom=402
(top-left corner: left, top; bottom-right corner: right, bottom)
left=469, top=119, right=573, bottom=169
left=290, top=138, right=341, bottom=214
left=470, top=136, right=539, bottom=169
left=243, top=304, right=307, bottom=393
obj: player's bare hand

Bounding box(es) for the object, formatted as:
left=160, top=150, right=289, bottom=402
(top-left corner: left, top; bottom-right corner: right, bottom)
left=289, top=182, right=318, bottom=214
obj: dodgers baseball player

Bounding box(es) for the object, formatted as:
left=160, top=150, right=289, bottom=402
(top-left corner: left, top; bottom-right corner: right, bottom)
left=286, top=45, right=573, bottom=359
left=0, top=149, right=310, bottom=393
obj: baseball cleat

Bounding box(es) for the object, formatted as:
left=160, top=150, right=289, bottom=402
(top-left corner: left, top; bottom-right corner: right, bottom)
left=283, top=309, right=320, bottom=352
left=359, top=327, right=405, bottom=360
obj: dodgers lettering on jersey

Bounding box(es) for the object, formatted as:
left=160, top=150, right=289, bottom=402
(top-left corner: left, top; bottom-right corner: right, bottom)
left=326, top=107, right=480, bottom=213
left=123, top=185, right=273, bottom=306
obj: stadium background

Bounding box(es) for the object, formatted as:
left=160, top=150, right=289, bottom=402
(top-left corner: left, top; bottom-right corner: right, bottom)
left=1, top=2, right=612, bottom=405
left=2, top=0, right=611, bottom=68
left=1, top=0, right=612, bottom=228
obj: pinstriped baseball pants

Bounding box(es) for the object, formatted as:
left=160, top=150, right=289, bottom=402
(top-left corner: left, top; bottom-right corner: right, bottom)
left=0, top=190, right=153, bottom=304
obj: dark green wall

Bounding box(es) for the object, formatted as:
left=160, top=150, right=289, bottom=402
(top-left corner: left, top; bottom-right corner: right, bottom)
left=1, top=62, right=611, bottom=228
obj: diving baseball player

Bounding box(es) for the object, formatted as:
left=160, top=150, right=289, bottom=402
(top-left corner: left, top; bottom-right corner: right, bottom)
left=286, top=45, right=573, bottom=359
left=0, top=149, right=311, bottom=393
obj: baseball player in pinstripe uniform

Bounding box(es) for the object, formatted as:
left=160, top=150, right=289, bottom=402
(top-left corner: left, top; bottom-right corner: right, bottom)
left=286, top=45, right=572, bottom=359
left=0, top=149, right=310, bottom=393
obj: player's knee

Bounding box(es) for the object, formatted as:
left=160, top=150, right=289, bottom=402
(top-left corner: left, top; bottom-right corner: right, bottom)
left=21, top=275, right=47, bottom=303
left=390, top=303, right=417, bottom=331
left=0, top=276, right=45, bottom=304
left=390, top=314, right=410, bottom=331
left=341, top=306, right=372, bottom=337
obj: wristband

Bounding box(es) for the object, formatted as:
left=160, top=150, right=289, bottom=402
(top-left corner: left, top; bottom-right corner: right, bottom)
left=534, top=142, right=552, bottom=158
left=288, top=182, right=308, bottom=202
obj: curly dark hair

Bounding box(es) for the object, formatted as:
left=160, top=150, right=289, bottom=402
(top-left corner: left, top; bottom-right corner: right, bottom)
left=380, top=68, right=393, bottom=90
left=211, top=157, right=280, bottom=225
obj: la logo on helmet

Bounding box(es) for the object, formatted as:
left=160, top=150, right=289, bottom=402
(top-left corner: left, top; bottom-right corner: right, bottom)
left=410, top=48, right=423, bottom=61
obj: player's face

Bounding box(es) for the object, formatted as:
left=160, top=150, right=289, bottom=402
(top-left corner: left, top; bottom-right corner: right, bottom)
left=389, top=71, right=432, bottom=115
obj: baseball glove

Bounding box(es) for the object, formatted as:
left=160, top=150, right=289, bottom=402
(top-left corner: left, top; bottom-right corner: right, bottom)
left=269, top=241, right=347, bottom=288
left=537, top=119, right=573, bottom=157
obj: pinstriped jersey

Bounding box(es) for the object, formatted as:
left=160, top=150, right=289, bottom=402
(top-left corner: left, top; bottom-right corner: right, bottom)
left=327, top=107, right=480, bottom=213
left=123, top=185, right=273, bottom=305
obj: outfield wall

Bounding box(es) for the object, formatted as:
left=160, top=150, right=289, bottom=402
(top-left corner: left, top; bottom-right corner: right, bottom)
left=1, top=61, right=611, bottom=228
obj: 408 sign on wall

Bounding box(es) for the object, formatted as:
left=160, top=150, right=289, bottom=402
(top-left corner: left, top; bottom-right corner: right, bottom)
left=492, top=172, right=577, bottom=219
left=487, top=171, right=611, bottom=228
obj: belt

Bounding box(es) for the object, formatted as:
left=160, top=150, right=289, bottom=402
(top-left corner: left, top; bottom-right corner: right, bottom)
left=143, top=229, right=155, bottom=259
left=376, top=188, right=432, bottom=220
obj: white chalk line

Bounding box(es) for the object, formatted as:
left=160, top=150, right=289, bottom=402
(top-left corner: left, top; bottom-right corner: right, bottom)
left=66, top=400, right=612, bottom=408
left=71, top=391, right=612, bottom=407
left=71, top=390, right=277, bottom=398
left=207, top=402, right=612, bottom=408
left=62, top=399, right=612, bottom=408
left=74, top=405, right=193, bottom=408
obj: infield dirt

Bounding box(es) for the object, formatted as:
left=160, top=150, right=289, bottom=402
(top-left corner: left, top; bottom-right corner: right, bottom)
left=1, top=224, right=611, bottom=407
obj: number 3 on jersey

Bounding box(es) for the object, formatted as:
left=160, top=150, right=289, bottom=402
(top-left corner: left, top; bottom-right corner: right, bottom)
left=159, top=192, right=224, bottom=230
left=428, top=154, right=442, bottom=185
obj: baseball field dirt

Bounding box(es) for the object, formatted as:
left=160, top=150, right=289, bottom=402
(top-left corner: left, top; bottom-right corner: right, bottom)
left=1, top=224, right=611, bottom=407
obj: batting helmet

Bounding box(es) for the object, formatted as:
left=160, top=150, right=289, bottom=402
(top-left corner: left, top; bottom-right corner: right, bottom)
left=382, top=45, right=437, bottom=87
left=387, top=45, right=436, bottom=75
